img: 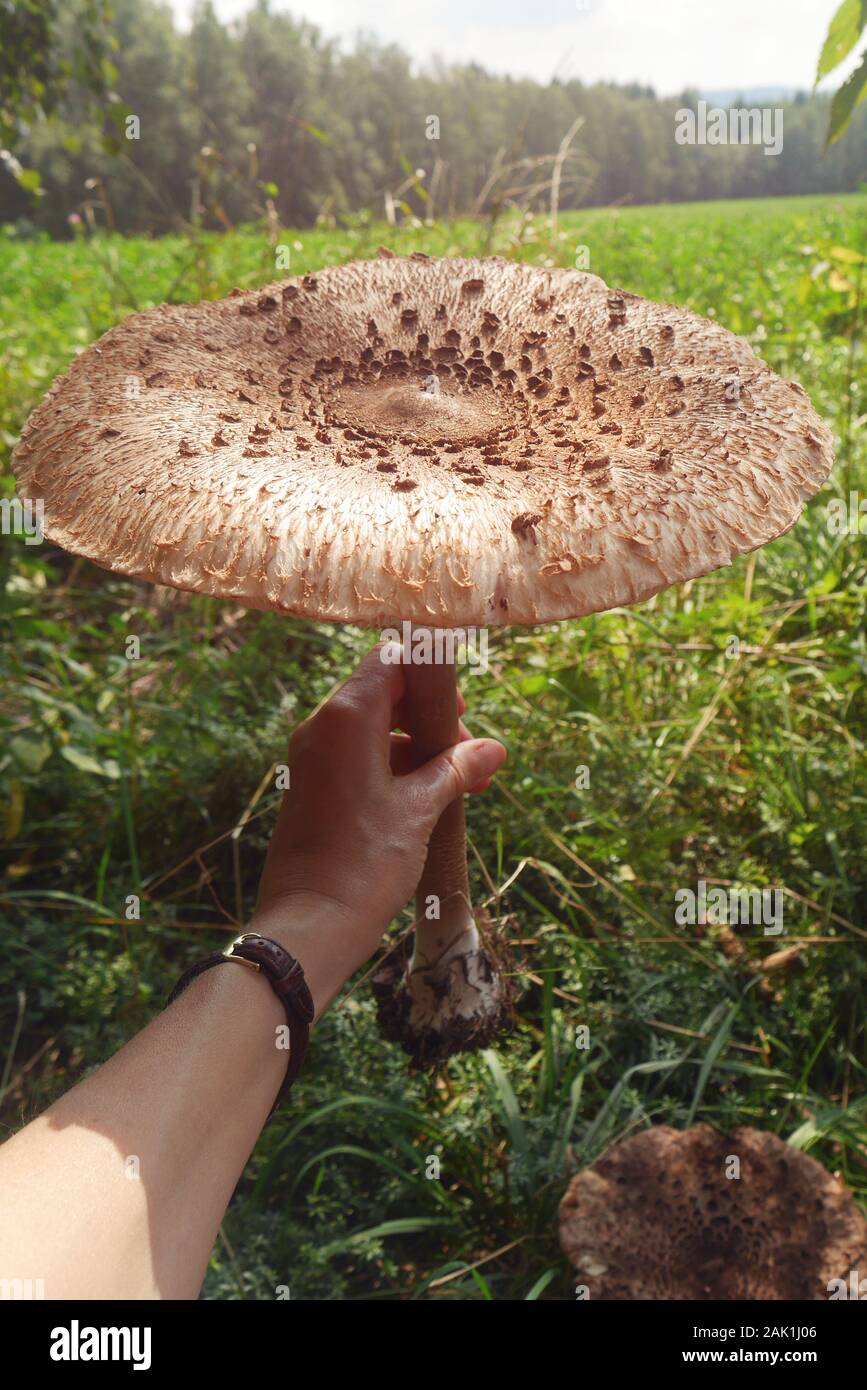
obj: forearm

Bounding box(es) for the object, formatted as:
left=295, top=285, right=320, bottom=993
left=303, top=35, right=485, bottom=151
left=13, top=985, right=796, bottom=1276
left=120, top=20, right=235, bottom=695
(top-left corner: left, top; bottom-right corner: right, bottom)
left=0, top=899, right=359, bottom=1300
left=0, top=648, right=505, bottom=1301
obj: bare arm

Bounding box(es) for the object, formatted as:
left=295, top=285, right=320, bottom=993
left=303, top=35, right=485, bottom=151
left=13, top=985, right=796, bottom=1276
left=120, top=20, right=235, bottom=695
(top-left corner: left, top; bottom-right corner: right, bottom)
left=0, top=645, right=506, bottom=1299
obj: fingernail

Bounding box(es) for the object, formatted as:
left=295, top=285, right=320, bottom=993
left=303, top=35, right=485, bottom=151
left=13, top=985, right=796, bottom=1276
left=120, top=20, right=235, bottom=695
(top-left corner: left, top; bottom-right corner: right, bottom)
left=476, top=739, right=507, bottom=776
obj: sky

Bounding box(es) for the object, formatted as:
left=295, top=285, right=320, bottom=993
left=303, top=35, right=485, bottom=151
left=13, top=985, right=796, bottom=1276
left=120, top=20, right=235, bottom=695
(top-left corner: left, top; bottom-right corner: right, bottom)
left=170, top=0, right=862, bottom=96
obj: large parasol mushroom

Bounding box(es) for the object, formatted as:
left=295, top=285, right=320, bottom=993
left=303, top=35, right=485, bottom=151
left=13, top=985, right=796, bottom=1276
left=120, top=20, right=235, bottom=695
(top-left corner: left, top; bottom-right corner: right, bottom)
left=12, top=254, right=833, bottom=1064
left=559, top=1124, right=867, bottom=1299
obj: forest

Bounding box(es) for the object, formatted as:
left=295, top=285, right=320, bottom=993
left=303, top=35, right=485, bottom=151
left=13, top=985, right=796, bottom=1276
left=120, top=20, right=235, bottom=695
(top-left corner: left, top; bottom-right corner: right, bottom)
left=2, top=0, right=866, bottom=237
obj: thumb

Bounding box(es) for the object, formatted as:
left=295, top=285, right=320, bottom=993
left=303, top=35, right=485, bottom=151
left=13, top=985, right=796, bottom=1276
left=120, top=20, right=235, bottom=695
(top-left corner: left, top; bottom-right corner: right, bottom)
left=404, top=738, right=506, bottom=823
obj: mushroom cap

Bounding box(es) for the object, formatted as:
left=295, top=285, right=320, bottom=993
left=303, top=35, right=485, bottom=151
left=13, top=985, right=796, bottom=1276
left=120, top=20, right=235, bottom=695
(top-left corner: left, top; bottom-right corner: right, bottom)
left=559, top=1124, right=867, bottom=1300
left=13, top=256, right=833, bottom=627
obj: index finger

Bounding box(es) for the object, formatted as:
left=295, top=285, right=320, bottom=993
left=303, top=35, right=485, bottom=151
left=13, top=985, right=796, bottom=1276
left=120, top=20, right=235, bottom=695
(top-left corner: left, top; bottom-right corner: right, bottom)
left=328, top=639, right=407, bottom=734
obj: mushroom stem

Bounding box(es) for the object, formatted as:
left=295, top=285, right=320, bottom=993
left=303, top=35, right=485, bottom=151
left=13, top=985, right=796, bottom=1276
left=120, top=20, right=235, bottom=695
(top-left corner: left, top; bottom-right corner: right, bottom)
left=371, top=627, right=507, bottom=1065
left=401, top=653, right=476, bottom=960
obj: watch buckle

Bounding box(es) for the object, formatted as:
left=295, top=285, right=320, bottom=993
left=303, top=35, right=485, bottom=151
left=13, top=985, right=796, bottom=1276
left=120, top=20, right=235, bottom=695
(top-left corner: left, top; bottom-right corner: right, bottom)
left=224, top=935, right=262, bottom=971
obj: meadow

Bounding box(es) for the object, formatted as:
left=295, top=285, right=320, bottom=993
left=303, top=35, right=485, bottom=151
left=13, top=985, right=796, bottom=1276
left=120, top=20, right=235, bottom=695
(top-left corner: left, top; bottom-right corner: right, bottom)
left=0, top=192, right=865, bottom=1299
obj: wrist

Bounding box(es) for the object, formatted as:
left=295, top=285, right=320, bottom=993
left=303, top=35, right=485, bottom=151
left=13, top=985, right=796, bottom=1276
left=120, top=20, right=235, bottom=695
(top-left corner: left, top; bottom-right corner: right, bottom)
left=248, top=891, right=375, bottom=1018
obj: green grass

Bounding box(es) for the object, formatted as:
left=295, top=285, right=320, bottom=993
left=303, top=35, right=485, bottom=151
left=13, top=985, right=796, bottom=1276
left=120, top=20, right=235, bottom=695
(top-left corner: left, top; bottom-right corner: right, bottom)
left=1, top=193, right=866, bottom=1300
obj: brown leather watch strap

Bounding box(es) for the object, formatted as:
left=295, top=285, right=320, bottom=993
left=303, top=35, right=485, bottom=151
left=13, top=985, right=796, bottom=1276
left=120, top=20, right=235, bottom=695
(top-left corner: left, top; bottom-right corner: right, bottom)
left=167, top=933, right=314, bottom=1116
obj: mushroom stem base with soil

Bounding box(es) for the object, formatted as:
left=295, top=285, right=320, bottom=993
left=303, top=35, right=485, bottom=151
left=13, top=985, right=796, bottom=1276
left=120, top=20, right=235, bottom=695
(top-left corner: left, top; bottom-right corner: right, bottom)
left=372, top=632, right=508, bottom=1066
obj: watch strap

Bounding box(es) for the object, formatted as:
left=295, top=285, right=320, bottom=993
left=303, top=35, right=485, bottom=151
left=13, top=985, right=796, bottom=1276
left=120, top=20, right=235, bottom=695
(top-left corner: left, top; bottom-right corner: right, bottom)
left=167, top=933, right=314, bottom=1115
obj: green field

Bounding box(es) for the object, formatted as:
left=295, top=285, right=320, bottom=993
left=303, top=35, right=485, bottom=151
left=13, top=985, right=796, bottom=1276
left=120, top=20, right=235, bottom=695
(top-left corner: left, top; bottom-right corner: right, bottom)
left=1, top=193, right=865, bottom=1299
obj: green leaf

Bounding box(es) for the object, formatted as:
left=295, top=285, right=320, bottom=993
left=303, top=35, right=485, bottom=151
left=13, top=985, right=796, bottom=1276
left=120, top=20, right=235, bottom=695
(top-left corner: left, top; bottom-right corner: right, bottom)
left=0, top=889, right=115, bottom=915
left=827, top=48, right=867, bottom=145
left=300, top=120, right=332, bottom=146
left=15, top=167, right=42, bottom=193
left=807, top=568, right=841, bottom=596
left=3, top=780, right=25, bottom=841
left=60, top=745, right=119, bottom=778
left=518, top=673, right=547, bottom=695
left=686, top=1002, right=740, bottom=1126
left=525, top=1269, right=556, bottom=1300
left=469, top=1268, right=494, bottom=1299
left=9, top=732, right=52, bottom=775
left=286, top=1143, right=453, bottom=1208
left=816, top=0, right=867, bottom=81
left=484, top=1051, right=529, bottom=1166
left=319, top=1217, right=447, bottom=1257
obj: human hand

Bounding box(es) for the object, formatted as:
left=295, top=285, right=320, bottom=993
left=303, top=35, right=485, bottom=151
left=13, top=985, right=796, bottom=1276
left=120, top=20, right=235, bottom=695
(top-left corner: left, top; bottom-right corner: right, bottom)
left=250, top=643, right=506, bottom=1000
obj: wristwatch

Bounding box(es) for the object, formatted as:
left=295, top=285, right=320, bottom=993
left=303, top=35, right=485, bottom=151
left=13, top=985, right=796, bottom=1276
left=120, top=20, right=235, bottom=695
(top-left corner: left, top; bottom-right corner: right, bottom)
left=167, top=932, right=315, bottom=1115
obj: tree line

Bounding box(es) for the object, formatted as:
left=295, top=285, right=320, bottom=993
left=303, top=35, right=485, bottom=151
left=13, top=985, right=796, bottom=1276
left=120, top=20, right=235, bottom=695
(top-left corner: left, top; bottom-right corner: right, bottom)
left=2, top=0, right=866, bottom=238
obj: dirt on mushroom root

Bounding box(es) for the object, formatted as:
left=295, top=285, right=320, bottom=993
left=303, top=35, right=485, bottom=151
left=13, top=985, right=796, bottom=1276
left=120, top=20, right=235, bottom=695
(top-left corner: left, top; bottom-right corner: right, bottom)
left=372, top=911, right=519, bottom=1068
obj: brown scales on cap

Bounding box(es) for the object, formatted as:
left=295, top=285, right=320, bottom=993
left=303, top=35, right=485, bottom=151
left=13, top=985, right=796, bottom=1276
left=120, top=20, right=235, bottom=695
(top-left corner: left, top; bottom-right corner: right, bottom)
left=13, top=256, right=833, bottom=629
left=12, top=257, right=835, bottom=1067
left=559, top=1125, right=867, bottom=1300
